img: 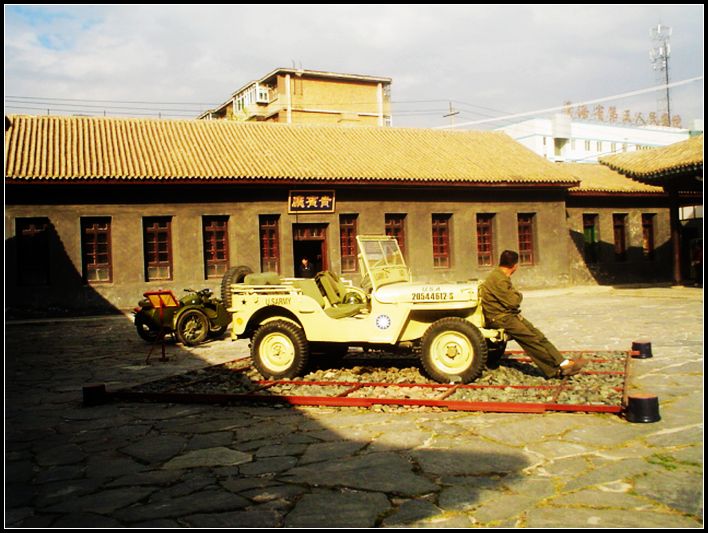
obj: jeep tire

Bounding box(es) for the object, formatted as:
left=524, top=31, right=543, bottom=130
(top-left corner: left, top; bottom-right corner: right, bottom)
left=251, top=320, right=309, bottom=379
left=421, top=317, right=487, bottom=383
left=221, top=265, right=254, bottom=309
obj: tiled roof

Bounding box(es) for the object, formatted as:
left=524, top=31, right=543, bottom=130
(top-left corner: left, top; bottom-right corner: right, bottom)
left=599, top=134, right=703, bottom=178
left=5, top=115, right=578, bottom=186
left=561, top=163, right=665, bottom=194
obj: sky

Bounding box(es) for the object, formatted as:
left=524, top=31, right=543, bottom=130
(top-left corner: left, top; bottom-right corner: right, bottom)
left=4, top=4, right=704, bottom=130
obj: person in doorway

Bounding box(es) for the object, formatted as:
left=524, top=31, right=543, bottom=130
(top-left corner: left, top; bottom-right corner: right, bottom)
left=298, top=257, right=315, bottom=278
left=480, top=250, right=586, bottom=378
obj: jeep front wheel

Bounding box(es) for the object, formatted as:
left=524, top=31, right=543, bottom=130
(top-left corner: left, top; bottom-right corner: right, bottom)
left=251, top=320, right=309, bottom=379
left=421, top=318, right=487, bottom=383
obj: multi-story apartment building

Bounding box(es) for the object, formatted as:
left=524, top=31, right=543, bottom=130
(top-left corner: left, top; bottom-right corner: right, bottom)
left=499, top=114, right=694, bottom=163
left=199, top=68, right=392, bottom=127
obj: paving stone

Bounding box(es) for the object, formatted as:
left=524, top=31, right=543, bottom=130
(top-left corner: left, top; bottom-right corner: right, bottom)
left=524, top=507, right=702, bottom=528
left=44, top=487, right=155, bottom=515
left=238, top=455, right=298, bottom=475
left=183, top=509, right=282, bottom=528
left=52, top=512, right=124, bottom=528
left=4, top=288, right=703, bottom=528
left=548, top=487, right=659, bottom=510
left=34, top=443, right=85, bottom=467
left=298, top=440, right=366, bottom=465
left=632, top=467, right=703, bottom=516
left=281, top=452, right=437, bottom=496
left=410, top=443, right=529, bottom=476
left=471, top=493, right=540, bottom=524
left=115, top=490, right=250, bottom=523
left=162, top=447, right=252, bottom=470
left=381, top=499, right=443, bottom=527
left=120, top=434, right=187, bottom=464
left=284, top=490, right=390, bottom=528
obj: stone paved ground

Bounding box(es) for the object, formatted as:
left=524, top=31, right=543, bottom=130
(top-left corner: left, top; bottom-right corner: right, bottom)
left=5, top=286, right=703, bottom=527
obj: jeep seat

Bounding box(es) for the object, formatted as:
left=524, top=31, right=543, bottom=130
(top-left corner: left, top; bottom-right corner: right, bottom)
left=315, top=271, right=366, bottom=319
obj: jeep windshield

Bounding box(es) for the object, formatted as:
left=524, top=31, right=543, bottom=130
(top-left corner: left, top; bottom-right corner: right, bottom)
left=357, top=236, right=411, bottom=290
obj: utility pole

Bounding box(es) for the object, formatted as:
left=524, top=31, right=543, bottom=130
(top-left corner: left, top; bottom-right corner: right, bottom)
left=650, top=24, right=672, bottom=125
left=443, top=102, right=459, bottom=127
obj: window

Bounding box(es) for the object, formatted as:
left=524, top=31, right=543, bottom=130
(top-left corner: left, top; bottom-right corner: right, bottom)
left=432, top=214, right=451, bottom=268
left=81, top=217, right=112, bottom=283
left=385, top=214, right=406, bottom=258
left=259, top=215, right=280, bottom=273
left=203, top=216, right=229, bottom=279
left=476, top=214, right=495, bottom=267
left=143, top=217, right=173, bottom=281
left=642, top=213, right=656, bottom=260
left=517, top=213, right=535, bottom=265
left=582, top=214, right=599, bottom=263
left=16, top=217, right=50, bottom=285
left=339, top=214, right=358, bottom=272
left=613, top=213, right=628, bottom=261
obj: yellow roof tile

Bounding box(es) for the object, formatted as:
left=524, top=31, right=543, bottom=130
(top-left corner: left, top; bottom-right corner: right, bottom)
left=5, top=115, right=578, bottom=186
left=560, top=163, right=665, bottom=194
left=599, top=134, right=703, bottom=178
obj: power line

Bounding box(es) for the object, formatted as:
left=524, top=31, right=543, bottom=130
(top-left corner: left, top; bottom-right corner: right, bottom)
left=5, top=95, right=218, bottom=106
left=434, top=76, right=703, bottom=129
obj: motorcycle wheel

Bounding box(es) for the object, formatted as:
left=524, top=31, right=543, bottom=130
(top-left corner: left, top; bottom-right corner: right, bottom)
left=135, top=314, right=161, bottom=343
left=175, top=309, right=210, bottom=346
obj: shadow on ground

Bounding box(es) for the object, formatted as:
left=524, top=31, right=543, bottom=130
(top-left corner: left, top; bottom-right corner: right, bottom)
left=6, top=316, right=531, bottom=527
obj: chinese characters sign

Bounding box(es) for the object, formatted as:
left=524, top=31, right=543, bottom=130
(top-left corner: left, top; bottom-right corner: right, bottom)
left=288, top=190, right=336, bottom=214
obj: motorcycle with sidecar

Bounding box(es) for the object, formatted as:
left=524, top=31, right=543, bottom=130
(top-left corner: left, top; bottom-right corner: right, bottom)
left=133, top=288, right=230, bottom=346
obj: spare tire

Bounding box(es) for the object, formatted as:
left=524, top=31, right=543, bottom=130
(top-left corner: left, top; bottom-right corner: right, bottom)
left=221, top=265, right=253, bottom=308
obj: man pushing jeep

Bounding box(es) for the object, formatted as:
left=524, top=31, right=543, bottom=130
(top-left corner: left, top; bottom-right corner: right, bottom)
left=480, top=250, right=586, bottom=379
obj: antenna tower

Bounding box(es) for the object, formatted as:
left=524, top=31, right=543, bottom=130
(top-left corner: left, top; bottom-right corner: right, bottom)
left=650, top=24, right=672, bottom=125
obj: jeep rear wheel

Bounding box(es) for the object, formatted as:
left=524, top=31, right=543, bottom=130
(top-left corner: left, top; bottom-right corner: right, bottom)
left=421, top=318, right=487, bottom=383
left=251, top=320, right=309, bottom=379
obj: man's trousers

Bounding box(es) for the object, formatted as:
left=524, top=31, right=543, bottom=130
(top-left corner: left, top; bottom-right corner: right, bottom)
left=488, top=314, right=565, bottom=378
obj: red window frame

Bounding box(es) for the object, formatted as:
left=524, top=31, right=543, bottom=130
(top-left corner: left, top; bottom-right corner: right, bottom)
left=476, top=213, right=495, bottom=267
left=81, top=217, right=112, bottom=283
left=143, top=217, right=173, bottom=281
left=613, top=213, right=628, bottom=261
left=259, top=215, right=280, bottom=273
left=432, top=214, right=451, bottom=269
left=385, top=214, right=407, bottom=258
left=339, top=214, right=358, bottom=273
left=517, top=213, right=535, bottom=265
left=203, top=216, right=230, bottom=279
left=16, top=217, right=50, bottom=286
left=641, top=213, right=655, bottom=260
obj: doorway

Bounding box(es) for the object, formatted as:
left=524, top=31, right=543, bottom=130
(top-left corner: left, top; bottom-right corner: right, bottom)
left=293, top=223, right=328, bottom=277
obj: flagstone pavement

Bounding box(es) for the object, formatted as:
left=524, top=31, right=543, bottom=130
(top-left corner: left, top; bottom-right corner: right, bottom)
left=5, top=285, right=703, bottom=527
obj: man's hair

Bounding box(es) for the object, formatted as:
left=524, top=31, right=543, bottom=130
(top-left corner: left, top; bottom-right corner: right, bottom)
left=499, top=250, right=519, bottom=268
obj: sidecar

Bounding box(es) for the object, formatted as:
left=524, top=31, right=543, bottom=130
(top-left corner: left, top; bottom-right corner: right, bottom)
left=133, top=288, right=230, bottom=346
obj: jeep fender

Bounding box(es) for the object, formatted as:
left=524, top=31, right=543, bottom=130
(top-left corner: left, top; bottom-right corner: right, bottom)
left=244, top=306, right=302, bottom=337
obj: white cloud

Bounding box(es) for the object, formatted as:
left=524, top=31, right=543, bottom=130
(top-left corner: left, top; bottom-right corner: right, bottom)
left=4, top=4, right=703, bottom=126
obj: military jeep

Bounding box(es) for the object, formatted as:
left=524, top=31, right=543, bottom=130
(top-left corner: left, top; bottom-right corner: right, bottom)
left=227, top=235, right=506, bottom=384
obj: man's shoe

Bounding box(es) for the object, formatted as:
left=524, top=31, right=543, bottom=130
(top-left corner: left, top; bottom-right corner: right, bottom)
left=561, top=358, right=588, bottom=377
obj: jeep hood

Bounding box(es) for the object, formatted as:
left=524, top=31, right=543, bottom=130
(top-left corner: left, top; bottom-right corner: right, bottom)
left=374, top=281, right=479, bottom=304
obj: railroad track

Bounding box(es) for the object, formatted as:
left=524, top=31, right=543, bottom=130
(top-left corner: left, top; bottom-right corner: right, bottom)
left=88, top=348, right=637, bottom=415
